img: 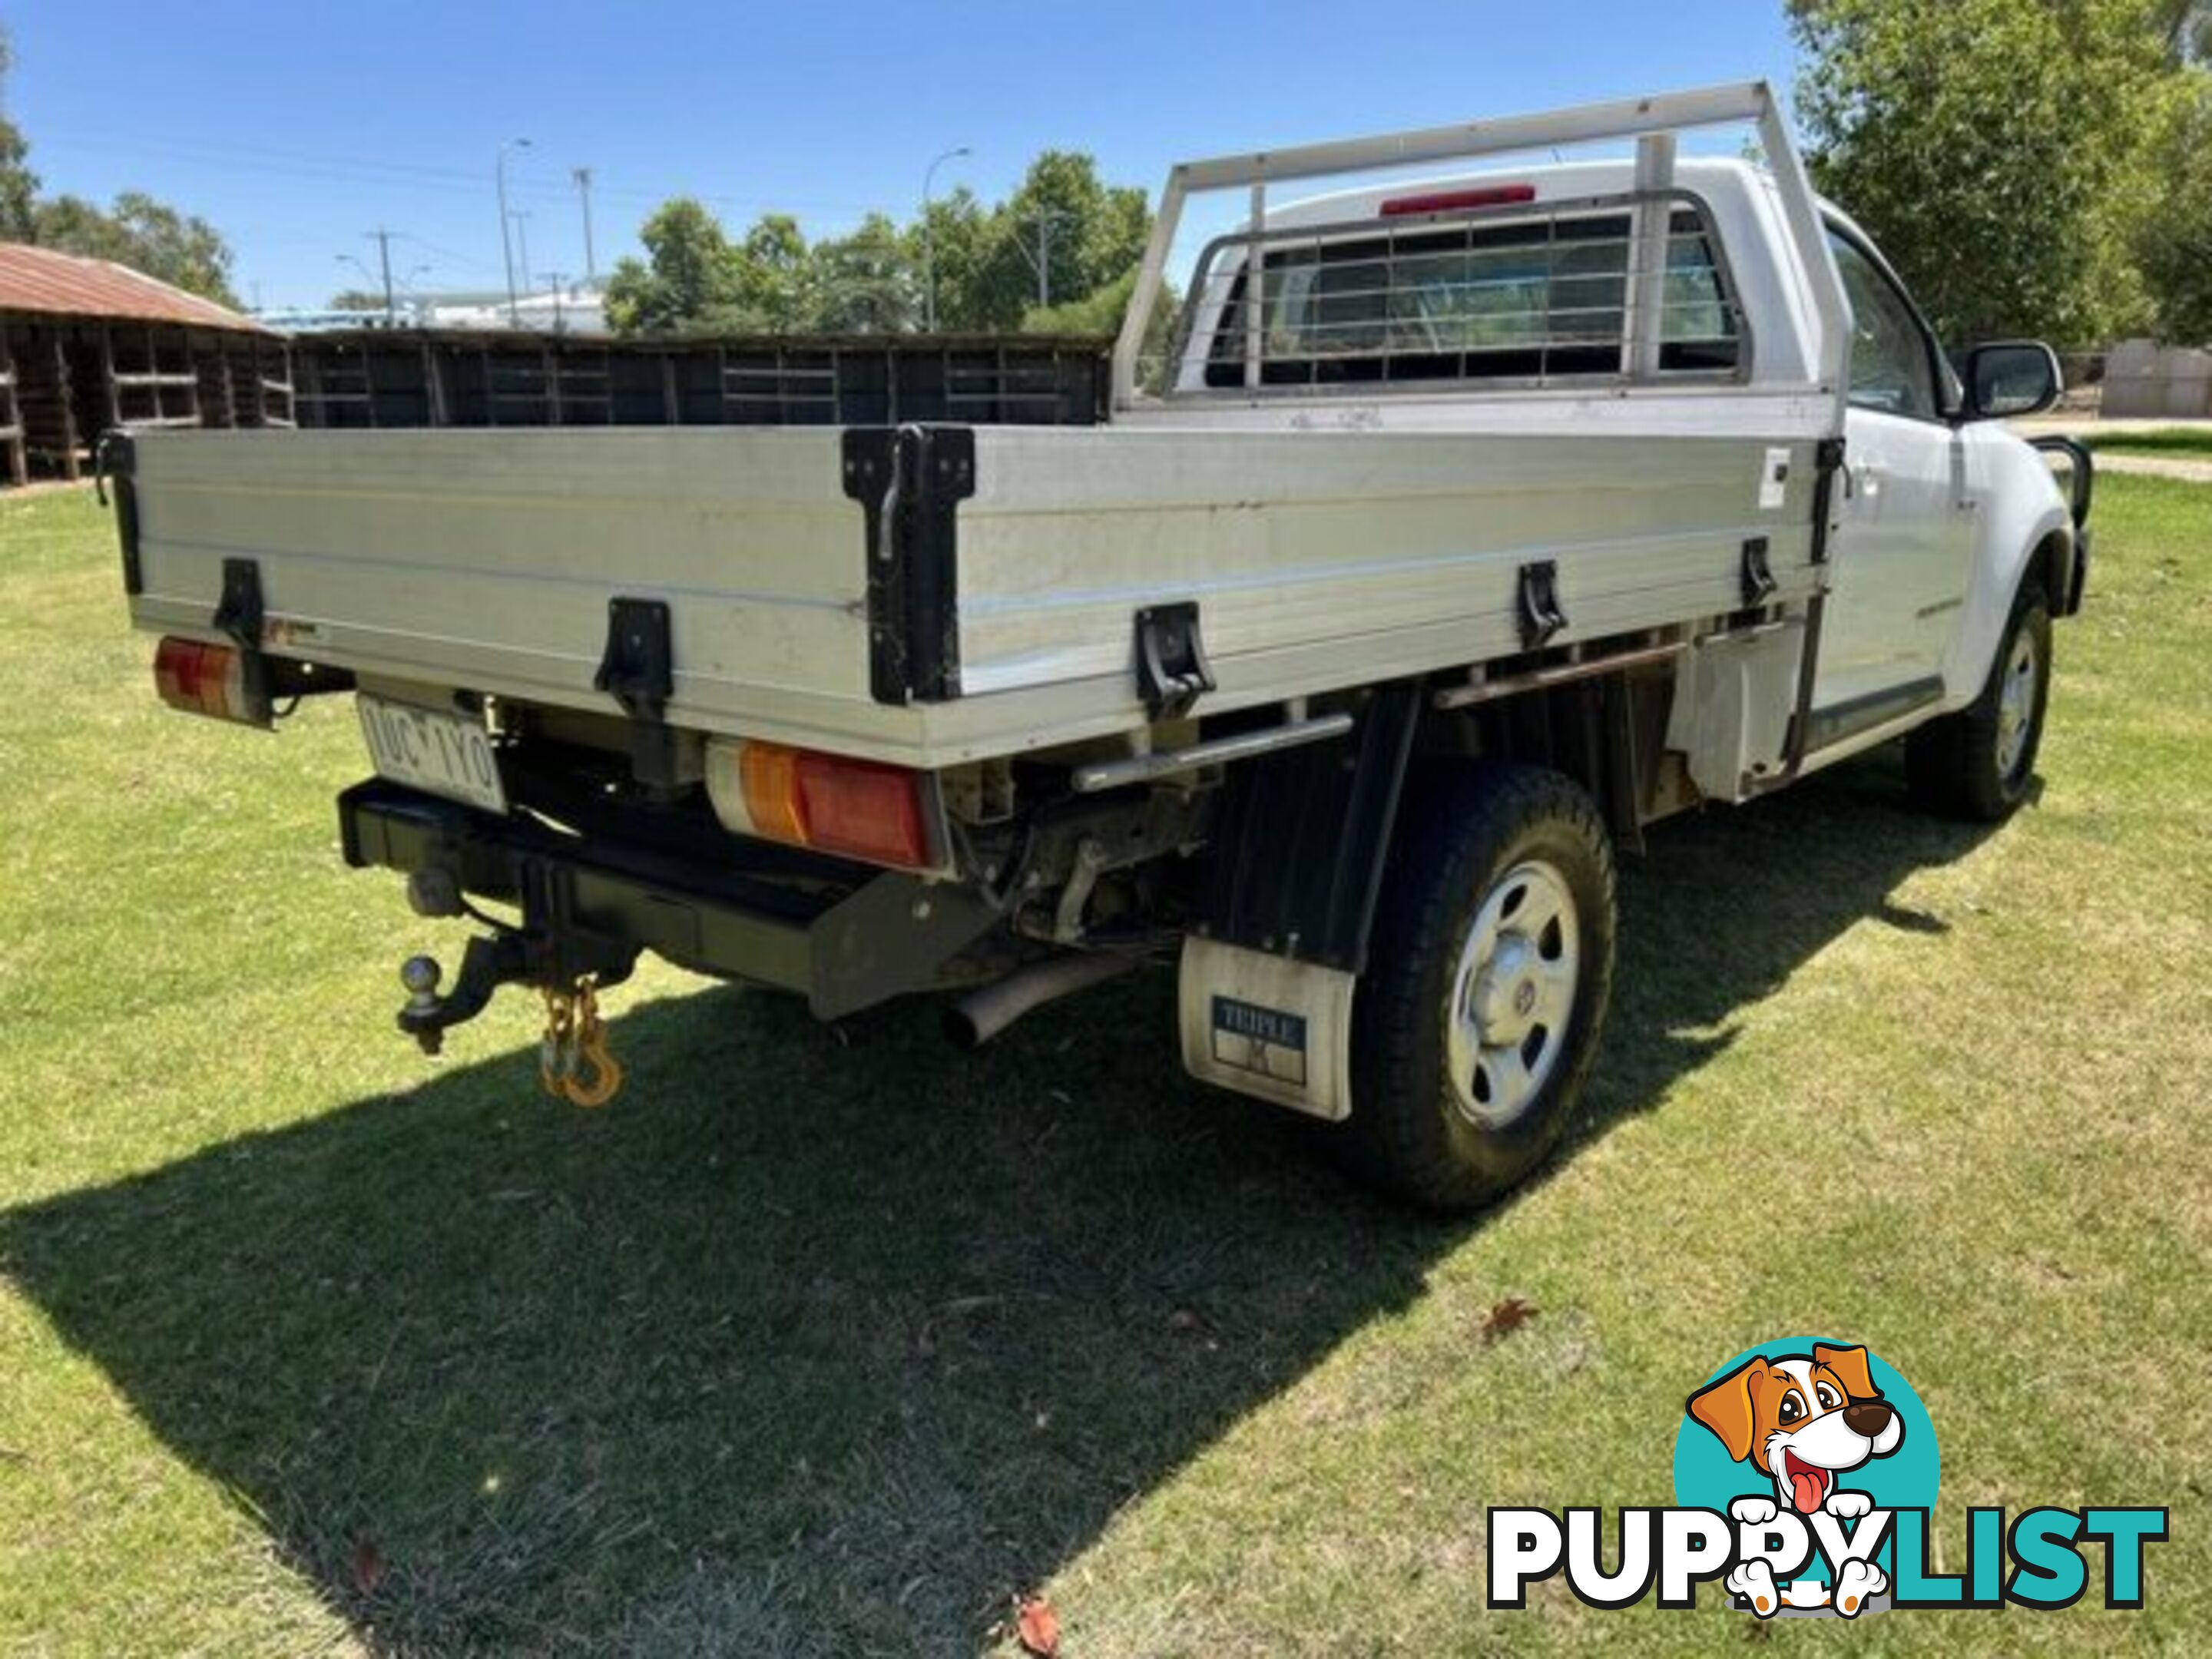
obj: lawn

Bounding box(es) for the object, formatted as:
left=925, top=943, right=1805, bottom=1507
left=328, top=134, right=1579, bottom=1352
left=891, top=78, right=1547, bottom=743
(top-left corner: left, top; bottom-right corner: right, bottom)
left=1, top=480, right=2207, bottom=1657
left=2083, top=425, right=2212, bottom=462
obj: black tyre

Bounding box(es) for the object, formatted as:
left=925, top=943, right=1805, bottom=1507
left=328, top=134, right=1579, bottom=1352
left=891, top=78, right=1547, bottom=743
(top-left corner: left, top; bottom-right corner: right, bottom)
left=1905, top=583, right=2051, bottom=823
left=1343, top=762, right=1618, bottom=1211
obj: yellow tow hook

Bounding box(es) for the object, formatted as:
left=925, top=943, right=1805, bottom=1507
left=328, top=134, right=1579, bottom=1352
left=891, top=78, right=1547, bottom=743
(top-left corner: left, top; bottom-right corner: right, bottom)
left=539, top=975, right=624, bottom=1108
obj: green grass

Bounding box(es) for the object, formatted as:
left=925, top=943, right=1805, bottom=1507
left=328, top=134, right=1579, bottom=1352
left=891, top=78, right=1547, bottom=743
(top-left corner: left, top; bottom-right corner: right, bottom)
left=2082, top=426, right=2212, bottom=461
left=2, top=481, right=2208, bottom=1656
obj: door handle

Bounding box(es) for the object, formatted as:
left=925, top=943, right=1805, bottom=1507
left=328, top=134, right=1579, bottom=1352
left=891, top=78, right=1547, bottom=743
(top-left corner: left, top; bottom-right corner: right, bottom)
left=1846, top=461, right=1882, bottom=501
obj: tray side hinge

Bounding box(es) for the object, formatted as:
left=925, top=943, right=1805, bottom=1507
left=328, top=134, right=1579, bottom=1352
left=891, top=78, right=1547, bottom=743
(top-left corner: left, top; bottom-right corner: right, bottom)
left=209, top=555, right=276, bottom=727
left=213, top=556, right=265, bottom=651
left=843, top=424, right=975, bottom=707
left=1516, top=559, right=1566, bottom=650
left=1135, top=601, right=1215, bottom=718
left=594, top=596, right=679, bottom=785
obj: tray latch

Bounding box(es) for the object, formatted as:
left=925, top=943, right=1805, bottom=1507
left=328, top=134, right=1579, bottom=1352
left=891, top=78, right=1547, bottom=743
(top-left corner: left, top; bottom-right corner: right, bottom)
left=1135, top=602, right=1215, bottom=719
left=1516, top=560, right=1566, bottom=651
left=1740, top=535, right=1777, bottom=609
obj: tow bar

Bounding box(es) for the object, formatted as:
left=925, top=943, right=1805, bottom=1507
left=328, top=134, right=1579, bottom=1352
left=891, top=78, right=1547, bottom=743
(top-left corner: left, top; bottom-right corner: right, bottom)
left=393, top=874, right=639, bottom=1107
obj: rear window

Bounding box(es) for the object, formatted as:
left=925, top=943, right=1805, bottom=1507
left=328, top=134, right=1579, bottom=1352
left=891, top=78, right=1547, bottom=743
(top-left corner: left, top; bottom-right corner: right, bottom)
left=1200, top=204, right=1740, bottom=389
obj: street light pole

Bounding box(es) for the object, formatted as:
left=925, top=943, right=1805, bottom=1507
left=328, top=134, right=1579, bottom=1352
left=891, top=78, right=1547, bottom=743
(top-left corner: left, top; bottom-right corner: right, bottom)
left=572, top=166, right=597, bottom=283
left=922, top=144, right=971, bottom=334
left=496, top=136, right=532, bottom=327
left=511, top=210, right=535, bottom=306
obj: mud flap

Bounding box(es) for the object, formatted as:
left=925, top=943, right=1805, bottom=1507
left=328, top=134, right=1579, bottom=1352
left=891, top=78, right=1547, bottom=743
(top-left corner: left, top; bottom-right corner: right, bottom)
left=1177, top=936, right=1356, bottom=1121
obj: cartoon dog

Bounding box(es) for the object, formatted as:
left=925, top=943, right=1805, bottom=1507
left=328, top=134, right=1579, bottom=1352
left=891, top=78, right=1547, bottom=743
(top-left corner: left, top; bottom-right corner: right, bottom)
left=1687, top=1343, right=1903, bottom=1618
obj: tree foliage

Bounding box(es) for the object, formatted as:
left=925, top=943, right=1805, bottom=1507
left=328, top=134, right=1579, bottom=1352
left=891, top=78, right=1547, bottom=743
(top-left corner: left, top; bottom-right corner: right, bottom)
left=1, top=30, right=241, bottom=306
left=2133, top=73, right=2212, bottom=339
left=810, top=213, right=919, bottom=333
left=607, top=152, right=1151, bottom=338
left=603, top=200, right=737, bottom=333
left=2151, top=0, right=2212, bottom=60
left=1, top=27, right=40, bottom=240
left=942, top=151, right=1150, bottom=331
left=31, top=192, right=240, bottom=305
left=1791, top=0, right=2178, bottom=346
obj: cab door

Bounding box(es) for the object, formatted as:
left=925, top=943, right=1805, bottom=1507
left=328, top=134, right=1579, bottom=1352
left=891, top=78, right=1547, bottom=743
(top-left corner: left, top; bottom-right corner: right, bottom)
left=1811, top=227, right=1975, bottom=730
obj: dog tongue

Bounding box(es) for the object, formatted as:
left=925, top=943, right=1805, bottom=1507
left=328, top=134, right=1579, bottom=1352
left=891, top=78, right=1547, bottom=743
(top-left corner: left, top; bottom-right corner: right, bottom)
left=1789, top=1467, right=1824, bottom=1515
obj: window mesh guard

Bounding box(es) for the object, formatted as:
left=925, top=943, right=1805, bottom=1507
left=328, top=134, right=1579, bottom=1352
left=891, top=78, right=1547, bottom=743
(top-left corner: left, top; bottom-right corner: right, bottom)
left=1162, top=193, right=1746, bottom=395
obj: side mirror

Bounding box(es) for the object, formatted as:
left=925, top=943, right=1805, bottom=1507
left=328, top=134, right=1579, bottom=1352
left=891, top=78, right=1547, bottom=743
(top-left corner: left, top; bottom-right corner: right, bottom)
left=1962, top=341, right=2062, bottom=420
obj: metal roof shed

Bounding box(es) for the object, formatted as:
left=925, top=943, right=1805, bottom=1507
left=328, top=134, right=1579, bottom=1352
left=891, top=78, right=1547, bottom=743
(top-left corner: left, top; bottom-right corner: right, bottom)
left=0, top=243, right=292, bottom=488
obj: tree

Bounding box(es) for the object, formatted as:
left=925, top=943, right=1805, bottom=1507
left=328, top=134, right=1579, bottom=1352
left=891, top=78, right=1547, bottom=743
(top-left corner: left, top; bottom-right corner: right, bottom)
left=2134, top=74, right=2212, bottom=338
left=808, top=213, right=918, bottom=333
left=603, top=199, right=738, bottom=334
left=729, top=214, right=813, bottom=331
left=328, top=288, right=386, bottom=311
left=953, top=151, right=1151, bottom=331
left=1790, top=0, right=2174, bottom=346
left=605, top=154, right=1155, bottom=339
left=913, top=187, right=992, bottom=331
left=1, top=27, right=42, bottom=240
left=31, top=191, right=240, bottom=304
left=2152, top=0, right=2212, bottom=60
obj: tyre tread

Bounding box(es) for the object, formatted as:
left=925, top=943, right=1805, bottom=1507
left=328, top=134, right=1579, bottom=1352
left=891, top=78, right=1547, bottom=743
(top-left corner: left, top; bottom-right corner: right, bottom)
left=1345, top=761, right=1618, bottom=1210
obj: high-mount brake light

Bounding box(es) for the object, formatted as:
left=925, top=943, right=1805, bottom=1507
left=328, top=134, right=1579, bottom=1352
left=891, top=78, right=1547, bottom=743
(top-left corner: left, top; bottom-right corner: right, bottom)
left=154, top=637, right=258, bottom=724
left=705, top=737, right=939, bottom=871
left=1379, top=184, right=1538, bottom=217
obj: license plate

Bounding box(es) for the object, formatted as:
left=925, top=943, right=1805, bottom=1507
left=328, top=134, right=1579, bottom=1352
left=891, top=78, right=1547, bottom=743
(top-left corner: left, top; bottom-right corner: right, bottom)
left=357, top=694, right=508, bottom=813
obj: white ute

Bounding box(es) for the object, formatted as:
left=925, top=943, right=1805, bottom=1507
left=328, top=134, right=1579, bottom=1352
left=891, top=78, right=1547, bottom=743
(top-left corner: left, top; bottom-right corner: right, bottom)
left=110, top=82, right=2091, bottom=1208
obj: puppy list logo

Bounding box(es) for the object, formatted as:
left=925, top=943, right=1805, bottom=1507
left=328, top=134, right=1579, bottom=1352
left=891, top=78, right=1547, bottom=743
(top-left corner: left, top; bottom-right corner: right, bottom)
left=1679, top=1339, right=1928, bottom=1617
left=1488, top=1337, right=2167, bottom=1619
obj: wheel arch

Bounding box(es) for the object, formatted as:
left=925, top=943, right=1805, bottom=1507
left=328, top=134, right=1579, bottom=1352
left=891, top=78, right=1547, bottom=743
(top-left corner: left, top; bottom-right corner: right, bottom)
left=1952, top=501, right=2073, bottom=702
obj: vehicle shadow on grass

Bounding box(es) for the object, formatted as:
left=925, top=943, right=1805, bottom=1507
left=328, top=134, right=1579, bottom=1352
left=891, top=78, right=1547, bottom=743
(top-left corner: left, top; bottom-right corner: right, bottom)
left=0, top=750, right=1993, bottom=1656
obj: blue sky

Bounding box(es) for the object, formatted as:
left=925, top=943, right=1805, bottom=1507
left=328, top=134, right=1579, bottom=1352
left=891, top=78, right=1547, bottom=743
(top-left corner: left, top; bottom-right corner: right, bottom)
left=3, top=1, right=1800, bottom=310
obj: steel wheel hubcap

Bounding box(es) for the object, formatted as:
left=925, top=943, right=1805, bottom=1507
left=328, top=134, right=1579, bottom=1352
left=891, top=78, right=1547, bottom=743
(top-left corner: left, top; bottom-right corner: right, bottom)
left=1995, top=627, right=2038, bottom=780
left=1445, top=859, right=1580, bottom=1128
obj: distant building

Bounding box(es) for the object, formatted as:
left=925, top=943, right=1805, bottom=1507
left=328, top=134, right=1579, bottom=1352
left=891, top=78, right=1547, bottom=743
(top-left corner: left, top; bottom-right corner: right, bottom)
left=257, top=306, right=419, bottom=334
left=0, top=242, right=290, bottom=489
left=422, top=282, right=609, bottom=336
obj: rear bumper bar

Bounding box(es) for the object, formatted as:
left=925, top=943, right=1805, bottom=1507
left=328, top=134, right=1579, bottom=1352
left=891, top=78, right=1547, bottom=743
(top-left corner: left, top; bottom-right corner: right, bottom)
left=338, top=780, right=1002, bottom=1018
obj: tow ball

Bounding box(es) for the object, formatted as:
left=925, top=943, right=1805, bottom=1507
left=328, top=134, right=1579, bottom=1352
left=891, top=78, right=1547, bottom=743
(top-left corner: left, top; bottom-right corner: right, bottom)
left=396, top=932, right=632, bottom=1108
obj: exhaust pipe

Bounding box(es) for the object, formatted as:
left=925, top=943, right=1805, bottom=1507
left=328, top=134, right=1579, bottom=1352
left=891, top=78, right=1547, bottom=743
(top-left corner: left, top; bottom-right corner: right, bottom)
left=945, top=952, right=1139, bottom=1048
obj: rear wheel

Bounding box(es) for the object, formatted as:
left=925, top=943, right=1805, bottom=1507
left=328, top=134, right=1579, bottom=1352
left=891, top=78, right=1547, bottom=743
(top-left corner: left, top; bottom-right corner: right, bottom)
left=1906, top=584, right=2051, bottom=822
left=1344, top=763, right=1618, bottom=1210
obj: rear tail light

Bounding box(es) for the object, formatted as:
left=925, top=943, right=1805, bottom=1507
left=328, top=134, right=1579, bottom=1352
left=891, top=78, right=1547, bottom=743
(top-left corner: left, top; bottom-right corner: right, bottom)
left=154, top=637, right=268, bottom=725
left=705, top=737, right=942, bottom=871
left=1379, top=183, right=1537, bottom=217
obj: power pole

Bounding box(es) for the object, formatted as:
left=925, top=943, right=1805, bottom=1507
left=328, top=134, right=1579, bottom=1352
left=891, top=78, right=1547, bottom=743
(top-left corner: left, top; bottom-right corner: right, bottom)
left=496, top=137, right=531, bottom=328
left=572, top=167, right=597, bottom=284
left=1015, top=209, right=1073, bottom=308
left=366, top=226, right=397, bottom=326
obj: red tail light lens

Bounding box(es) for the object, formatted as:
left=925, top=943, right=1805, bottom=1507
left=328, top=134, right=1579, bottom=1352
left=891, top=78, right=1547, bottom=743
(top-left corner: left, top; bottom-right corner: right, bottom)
left=1379, top=184, right=1537, bottom=217
left=154, top=637, right=256, bottom=722
left=705, top=738, right=940, bottom=871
